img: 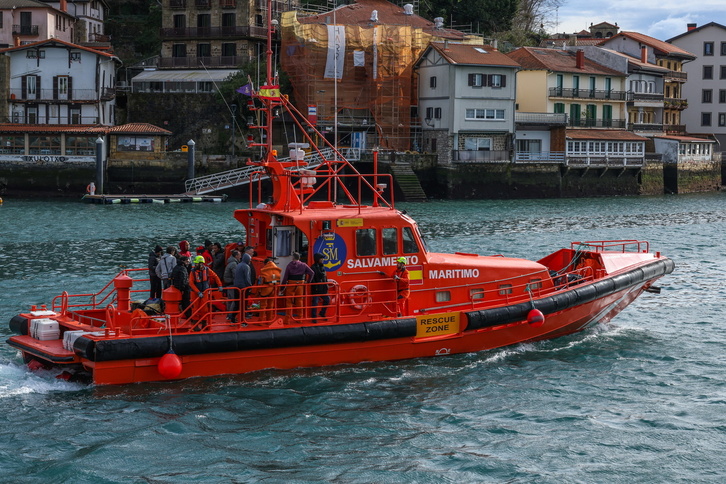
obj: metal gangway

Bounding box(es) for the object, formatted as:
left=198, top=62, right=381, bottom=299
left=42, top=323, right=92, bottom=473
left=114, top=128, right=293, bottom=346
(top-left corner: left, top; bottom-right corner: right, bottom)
left=184, top=148, right=361, bottom=195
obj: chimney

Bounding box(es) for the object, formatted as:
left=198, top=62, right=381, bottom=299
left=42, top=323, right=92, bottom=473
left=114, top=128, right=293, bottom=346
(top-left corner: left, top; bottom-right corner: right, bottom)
left=687, top=23, right=697, bottom=31
left=576, top=49, right=584, bottom=70
left=60, top=0, right=67, bottom=12
left=641, top=45, right=647, bottom=63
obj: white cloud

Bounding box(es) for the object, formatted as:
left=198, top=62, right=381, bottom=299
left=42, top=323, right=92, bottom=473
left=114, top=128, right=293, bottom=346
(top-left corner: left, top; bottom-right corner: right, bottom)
left=554, top=0, right=726, bottom=40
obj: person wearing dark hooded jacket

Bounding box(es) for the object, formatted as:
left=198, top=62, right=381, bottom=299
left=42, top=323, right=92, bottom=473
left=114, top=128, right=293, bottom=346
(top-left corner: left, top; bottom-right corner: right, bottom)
left=148, top=245, right=163, bottom=298
left=171, top=256, right=191, bottom=318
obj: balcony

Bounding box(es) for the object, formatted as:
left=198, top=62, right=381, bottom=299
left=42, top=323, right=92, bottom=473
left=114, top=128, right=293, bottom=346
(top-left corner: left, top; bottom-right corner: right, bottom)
left=220, top=0, right=237, bottom=7
left=514, top=112, right=567, bottom=126
left=161, top=25, right=268, bottom=39
left=664, top=124, right=686, bottom=135
left=88, top=33, right=112, bottom=43
left=565, top=155, right=644, bottom=167
left=4, top=114, right=103, bottom=126
left=628, top=123, right=664, bottom=133
left=549, top=87, right=630, bottom=101
left=665, top=70, right=687, bottom=81
left=631, top=92, right=664, bottom=103
left=9, top=88, right=115, bottom=102
left=195, top=0, right=211, bottom=7
left=170, top=0, right=186, bottom=7
left=664, top=98, right=688, bottom=110
left=13, top=25, right=39, bottom=36
left=159, top=55, right=255, bottom=68
left=452, top=150, right=510, bottom=163
left=567, top=118, right=626, bottom=129
left=255, top=0, right=291, bottom=12
left=514, top=151, right=566, bottom=163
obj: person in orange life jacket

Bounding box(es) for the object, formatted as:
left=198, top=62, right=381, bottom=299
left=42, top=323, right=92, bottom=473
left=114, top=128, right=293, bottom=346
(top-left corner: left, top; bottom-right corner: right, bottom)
left=257, top=257, right=282, bottom=321
left=178, top=240, right=192, bottom=260
left=148, top=245, right=163, bottom=299
left=310, top=253, right=330, bottom=324
left=190, top=255, right=223, bottom=305
left=392, top=257, right=410, bottom=316
left=171, top=256, right=192, bottom=318
left=281, top=251, right=314, bottom=319
left=155, top=246, right=178, bottom=289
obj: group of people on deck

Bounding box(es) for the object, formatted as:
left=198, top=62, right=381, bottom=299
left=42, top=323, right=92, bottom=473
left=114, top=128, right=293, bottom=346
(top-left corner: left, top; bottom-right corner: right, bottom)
left=147, top=241, right=410, bottom=328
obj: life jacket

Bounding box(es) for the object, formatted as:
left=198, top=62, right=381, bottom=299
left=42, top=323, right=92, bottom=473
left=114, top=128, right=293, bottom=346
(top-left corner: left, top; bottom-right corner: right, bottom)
left=258, top=262, right=282, bottom=296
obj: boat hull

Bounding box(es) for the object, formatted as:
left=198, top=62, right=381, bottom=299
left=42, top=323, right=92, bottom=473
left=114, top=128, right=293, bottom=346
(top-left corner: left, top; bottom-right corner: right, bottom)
left=7, top=257, right=674, bottom=385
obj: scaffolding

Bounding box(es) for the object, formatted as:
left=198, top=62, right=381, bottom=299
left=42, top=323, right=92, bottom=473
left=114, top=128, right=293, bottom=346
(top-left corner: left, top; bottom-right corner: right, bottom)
left=281, top=0, right=472, bottom=151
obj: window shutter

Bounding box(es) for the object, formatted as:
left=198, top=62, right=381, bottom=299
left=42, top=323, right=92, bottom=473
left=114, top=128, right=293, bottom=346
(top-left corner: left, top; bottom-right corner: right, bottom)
left=501, top=75, right=506, bottom=87
left=468, top=73, right=475, bottom=86
left=68, top=77, right=73, bottom=100
left=53, top=76, right=58, bottom=100
left=21, top=76, right=26, bottom=98
left=36, top=76, right=41, bottom=93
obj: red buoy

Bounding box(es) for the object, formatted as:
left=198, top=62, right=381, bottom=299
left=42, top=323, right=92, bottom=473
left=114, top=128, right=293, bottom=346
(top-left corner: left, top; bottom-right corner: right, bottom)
left=527, top=309, right=545, bottom=328
left=158, top=350, right=183, bottom=379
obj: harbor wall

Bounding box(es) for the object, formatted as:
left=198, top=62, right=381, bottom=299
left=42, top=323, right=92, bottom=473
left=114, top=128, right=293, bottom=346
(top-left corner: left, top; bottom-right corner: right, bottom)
left=414, top=163, right=645, bottom=199
left=1, top=155, right=720, bottom=200
left=0, top=161, right=95, bottom=197
left=664, top=161, right=721, bottom=194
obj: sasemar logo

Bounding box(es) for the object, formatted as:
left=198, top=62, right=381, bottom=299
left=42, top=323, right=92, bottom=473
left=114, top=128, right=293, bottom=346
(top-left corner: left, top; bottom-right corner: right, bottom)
left=313, top=233, right=347, bottom=271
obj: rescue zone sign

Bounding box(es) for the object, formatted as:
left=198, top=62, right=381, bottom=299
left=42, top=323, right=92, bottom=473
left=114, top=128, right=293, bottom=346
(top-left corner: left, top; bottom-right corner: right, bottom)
left=416, top=312, right=460, bottom=338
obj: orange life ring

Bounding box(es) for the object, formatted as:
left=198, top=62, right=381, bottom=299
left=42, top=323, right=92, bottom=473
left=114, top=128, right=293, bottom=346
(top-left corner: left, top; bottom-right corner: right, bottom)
left=348, top=284, right=371, bottom=311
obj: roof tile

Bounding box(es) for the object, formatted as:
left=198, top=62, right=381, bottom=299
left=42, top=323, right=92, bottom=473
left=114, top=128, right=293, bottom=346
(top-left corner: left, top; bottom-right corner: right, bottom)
left=506, top=47, right=623, bottom=76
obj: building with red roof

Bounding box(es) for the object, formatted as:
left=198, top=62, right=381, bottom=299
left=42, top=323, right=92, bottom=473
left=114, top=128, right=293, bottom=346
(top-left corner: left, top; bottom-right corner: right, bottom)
left=414, top=41, right=520, bottom=164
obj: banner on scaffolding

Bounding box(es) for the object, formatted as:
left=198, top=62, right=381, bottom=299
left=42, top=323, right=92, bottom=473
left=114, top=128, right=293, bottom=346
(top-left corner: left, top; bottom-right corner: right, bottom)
left=324, top=25, right=345, bottom=79
left=308, top=105, right=317, bottom=125
left=372, top=26, right=378, bottom=80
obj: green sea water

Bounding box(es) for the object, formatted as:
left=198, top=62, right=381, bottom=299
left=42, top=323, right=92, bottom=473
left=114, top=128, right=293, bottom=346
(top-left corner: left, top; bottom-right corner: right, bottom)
left=0, top=194, right=723, bottom=483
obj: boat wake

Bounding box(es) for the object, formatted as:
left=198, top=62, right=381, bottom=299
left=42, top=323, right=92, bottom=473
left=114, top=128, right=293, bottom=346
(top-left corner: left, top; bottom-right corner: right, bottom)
left=0, top=359, right=84, bottom=397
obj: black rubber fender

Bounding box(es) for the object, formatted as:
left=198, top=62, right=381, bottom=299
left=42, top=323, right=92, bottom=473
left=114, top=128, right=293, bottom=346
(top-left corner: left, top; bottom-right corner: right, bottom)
left=9, top=315, right=29, bottom=335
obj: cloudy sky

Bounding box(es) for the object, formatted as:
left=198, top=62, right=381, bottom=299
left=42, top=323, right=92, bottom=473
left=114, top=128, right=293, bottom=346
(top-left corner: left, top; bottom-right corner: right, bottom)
left=555, top=0, right=726, bottom=41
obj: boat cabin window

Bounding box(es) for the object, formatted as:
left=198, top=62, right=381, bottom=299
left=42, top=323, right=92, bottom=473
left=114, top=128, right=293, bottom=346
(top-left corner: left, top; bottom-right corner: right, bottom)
left=470, top=288, right=485, bottom=300
left=498, top=284, right=513, bottom=295
left=527, top=279, right=542, bottom=291
left=382, top=228, right=398, bottom=255
left=402, top=227, right=419, bottom=254
left=356, top=228, right=377, bottom=256
left=435, top=291, right=451, bottom=303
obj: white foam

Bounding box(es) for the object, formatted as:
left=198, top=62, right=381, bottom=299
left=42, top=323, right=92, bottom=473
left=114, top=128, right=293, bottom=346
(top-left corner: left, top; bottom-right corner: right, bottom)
left=0, top=361, right=84, bottom=397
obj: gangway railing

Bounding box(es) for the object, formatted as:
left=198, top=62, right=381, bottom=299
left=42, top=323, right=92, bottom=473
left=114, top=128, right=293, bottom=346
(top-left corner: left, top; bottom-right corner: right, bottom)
left=183, top=148, right=361, bottom=195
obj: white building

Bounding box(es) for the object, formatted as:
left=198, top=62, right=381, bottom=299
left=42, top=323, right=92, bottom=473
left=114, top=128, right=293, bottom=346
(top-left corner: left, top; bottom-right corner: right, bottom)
left=667, top=22, right=726, bottom=149
left=0, top=0, right=75, bottom=48
left=0, top=38, right=120, bottom=125
left=39, top=0, right=110, bottom=44
left=414, top=41, right=520, bottom=164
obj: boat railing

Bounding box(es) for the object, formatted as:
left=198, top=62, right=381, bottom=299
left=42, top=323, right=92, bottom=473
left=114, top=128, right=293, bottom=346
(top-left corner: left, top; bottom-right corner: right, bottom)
left=51, top=268, right=152, bottom=320
left=572, top=240, right=650, bottom=253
